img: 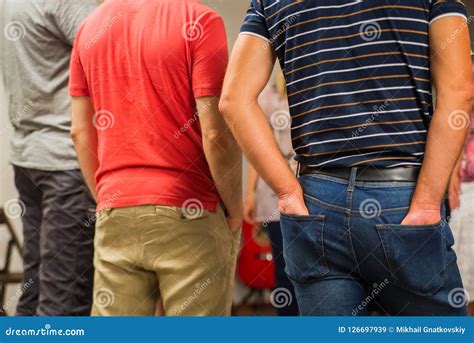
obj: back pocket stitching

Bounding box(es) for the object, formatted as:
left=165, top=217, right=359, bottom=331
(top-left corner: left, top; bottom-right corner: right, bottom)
left=282, top=215, right=329, bottom=283
left=376, top=225, right=447, bottom=296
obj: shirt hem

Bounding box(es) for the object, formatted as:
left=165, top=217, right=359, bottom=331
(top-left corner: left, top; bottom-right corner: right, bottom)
left=193, top=88, right=223, bottom=98
left=10, top=160, right=80, bottom=171
left=429, top=13, right=467, bottom=25
left=69, top=88, right=91, bottom=97
left=239, top=31, right=271, bottom=43
left=97, top=195, right=219, bottom=213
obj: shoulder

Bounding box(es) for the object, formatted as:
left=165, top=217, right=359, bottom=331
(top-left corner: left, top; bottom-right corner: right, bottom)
left=191, top=1, right=224, bottom=24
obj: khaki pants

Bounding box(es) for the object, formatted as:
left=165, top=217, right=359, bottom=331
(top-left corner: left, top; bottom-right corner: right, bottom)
left=91, top=205, right=240, bottom=316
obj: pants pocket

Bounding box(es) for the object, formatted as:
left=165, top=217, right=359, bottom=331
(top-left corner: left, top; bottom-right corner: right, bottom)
left=280, top=213, right=328, bottom=283
left=376, top=222, right=447, bottom=296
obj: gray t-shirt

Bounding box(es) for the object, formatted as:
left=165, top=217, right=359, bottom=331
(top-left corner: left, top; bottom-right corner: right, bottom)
left=1, top=0, right=97, bottom=171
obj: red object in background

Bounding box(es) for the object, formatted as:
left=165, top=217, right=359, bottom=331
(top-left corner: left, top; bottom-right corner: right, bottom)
left=237, top=221, right=275, bottom=290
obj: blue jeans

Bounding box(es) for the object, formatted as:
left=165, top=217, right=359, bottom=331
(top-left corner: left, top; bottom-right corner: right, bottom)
left=280, top=169, right=467, bottom=316
left=267, top=222, right=299, bottom=316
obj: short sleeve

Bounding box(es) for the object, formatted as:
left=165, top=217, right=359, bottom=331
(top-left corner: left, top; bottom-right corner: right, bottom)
left=48, top=0, right=97, bottom=45
left=191, top=12, right=229, bottom=98
left=240, top=0, right=271, bottom=43
left=69, top=40, right=90, bottom=97
left=430, top=0, right=467, bottom=25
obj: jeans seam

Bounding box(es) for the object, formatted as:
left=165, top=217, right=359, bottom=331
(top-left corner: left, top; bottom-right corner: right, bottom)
left=319, top=218, right=330, bottom=277
left=345, top=179, right=363, bottom=278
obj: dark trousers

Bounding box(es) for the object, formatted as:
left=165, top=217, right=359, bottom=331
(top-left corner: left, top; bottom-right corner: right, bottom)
left=267, top=221, right=299, bottom=316
left=13, top=166, right=95, bottom=316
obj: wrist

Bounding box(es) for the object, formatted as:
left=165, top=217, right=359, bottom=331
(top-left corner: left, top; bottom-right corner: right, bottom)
left=228, top=203, right=243, bottom=218
left=276, top=180, right=303, bottom=200
left=408, top=200, right=441, bottom=213
left=244, top=190, right=255, bottom=200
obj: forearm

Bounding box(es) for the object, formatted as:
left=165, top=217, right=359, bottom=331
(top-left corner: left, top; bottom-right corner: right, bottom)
left=245, top=163, right=259, bottom=196
left=203, top=135, right=243, bottom=216
left=72, top=132, right=99, bottom=201
left=411, top=97, right=471, bottom=210
left=220, top=35, right=307, bottom=215
left=409, top=16, right=474, bottom=214
left=222, top=99, right=299, bottom=199
left=71, top=97, right=99, bottom=201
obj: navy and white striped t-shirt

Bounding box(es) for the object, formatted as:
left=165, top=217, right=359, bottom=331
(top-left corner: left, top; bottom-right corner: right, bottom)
left=240, top=0, right=468, bottom=168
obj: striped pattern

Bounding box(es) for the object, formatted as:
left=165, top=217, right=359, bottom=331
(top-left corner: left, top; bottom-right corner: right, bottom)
left=241, top=0, right=467, bottom=168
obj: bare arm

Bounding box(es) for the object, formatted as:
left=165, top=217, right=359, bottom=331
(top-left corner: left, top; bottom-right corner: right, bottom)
left=71, top=96, right=99, bottom=201
left=243, top=162, right=259, bottom=224
left=403, top=16, right=473, bottom=225
left=219, top=35, right=308, bottom=215
left=448, top=157, right=462, bottom=211
left=197, top=97, right=243, bottom=231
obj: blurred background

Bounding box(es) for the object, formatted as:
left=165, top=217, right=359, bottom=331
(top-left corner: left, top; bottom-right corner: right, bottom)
left=0, top=0, right=473, bottom=316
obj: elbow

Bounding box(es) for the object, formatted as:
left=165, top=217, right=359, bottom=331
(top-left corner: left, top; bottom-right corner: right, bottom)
left=461, top=83, right=474, bottom=109
left=203, top=128, right=227, bottom=147
left=70, top=128, right=79, bottom=144
left=203, top=128, right=238, bottom=153
left=218, top=96, right=233, bottom=119
left=218, top=91, right=242, bottom=122
left=455, top=83, right=474, bottom=108
left=70, top=126, right=84, bottom=145
left=437, top=83, right=474, bottom=113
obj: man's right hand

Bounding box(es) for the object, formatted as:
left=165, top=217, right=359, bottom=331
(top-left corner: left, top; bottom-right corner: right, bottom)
left=227, top=214, right=243, bottom=233
left=278, top=186, right=309, bottom=216
left=243, top=191, right=257, bottom=224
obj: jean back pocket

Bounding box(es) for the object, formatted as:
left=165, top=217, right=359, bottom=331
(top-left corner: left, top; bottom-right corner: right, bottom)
left=280, top=214, right=328, bottom=283
left=376, top=222, right=447, bottom=296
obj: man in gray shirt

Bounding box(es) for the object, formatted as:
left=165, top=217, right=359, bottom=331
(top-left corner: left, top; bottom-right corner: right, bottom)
left=1, top=0, right=97, bottom=315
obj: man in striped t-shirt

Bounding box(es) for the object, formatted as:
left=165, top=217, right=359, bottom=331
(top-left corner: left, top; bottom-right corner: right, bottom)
left=220, top=0, right=473, bottom=315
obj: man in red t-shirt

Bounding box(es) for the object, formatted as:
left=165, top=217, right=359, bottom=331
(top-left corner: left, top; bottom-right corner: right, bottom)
left=69, top=0, right=242, bottom=316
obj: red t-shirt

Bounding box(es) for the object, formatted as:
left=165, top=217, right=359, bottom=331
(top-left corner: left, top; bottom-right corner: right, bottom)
left=69, top=0, right=228, bottom=211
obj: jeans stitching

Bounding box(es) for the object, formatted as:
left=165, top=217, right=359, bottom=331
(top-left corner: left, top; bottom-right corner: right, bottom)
left=346, top=182, right=363, bottom=278
left=304, top=192, right=410, bottom=215
left=376, top=226, right=447, bottom=296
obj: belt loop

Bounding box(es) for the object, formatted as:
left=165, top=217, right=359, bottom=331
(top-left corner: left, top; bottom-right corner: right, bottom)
left=347, top=167, right=358, bottom=192
left=296, top=162, right=301, bottom=177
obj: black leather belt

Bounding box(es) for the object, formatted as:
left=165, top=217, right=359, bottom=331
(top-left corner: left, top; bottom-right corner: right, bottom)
left=299, top=165, right=420, bottom=182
